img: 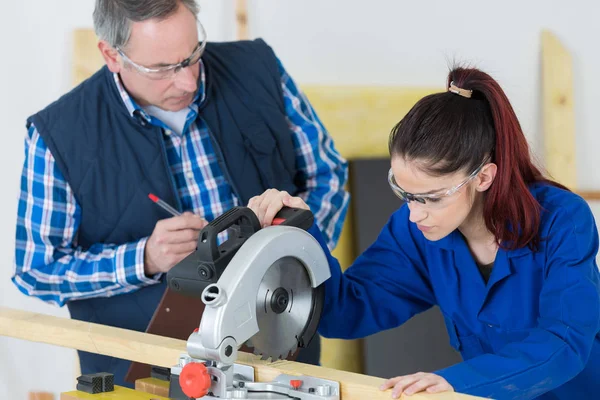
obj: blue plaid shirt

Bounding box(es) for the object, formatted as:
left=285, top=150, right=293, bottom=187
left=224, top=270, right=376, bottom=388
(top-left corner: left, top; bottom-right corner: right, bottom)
left=13, top=59, right=349, bottom=306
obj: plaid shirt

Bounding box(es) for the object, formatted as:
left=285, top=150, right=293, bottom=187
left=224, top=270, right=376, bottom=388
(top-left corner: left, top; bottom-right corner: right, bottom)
left=13, top=59, right=349, bottom=306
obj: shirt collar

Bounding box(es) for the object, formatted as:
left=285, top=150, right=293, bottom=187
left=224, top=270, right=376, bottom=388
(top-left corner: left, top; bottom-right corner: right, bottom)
left=112, top=59, right=207, bottom=124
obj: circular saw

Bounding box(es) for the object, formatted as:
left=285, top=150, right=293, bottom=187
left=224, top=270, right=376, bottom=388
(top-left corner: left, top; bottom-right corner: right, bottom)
left=167, top=206, right=329, bottom=365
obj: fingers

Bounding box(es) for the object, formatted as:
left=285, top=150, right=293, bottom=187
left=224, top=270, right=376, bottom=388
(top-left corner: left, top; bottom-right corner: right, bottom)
left=282, top=195, right=309, bottom=210
left=144, top=234, right=198, bottom=275
left=391, top=375, right=421, bottom=399
left=153, top=228, right=200, bottom=245
left=144, top=212, right=206, bottom=275
left=380, top=377, right=402, bottom=391
left=158, top=240, right=198, bottom=259
left=248, top=189, right=282, bottom=227
left=426, top=382, right=453, bottom=393
left=248, top=189, right=310, bottom=227
left=158, top=212, right=207, bottom=231
left=263, top=191, right=290, bottom=227
left=403, top=376, right=439, bottom=396
left=379, top=373, right=453, bottom=399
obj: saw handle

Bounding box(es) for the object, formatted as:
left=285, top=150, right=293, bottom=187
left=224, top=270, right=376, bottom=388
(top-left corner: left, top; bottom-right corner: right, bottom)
left=198, top=206, right=314, bottom=261
left=167, top=206, right=315, bottom=298
left=197, top=206, right=261, bottom=261
left=271, top=207, right=314, bottom=230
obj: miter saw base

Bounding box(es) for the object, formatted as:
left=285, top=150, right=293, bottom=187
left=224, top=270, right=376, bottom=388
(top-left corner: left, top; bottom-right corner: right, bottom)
left=169, top=354, right=340, bottom=400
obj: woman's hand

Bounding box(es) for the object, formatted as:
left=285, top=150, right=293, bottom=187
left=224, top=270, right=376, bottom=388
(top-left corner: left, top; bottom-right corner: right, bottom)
left=247, top=189, right=309, bottom=227
left=380, top=372, right=453, bottom=398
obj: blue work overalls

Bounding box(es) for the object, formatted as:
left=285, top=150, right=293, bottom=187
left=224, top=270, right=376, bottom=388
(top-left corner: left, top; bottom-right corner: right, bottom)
left=314, top=183, right=600, bottom=399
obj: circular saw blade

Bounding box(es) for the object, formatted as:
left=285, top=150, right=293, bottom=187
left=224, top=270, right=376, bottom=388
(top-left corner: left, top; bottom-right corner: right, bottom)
left=249, top=256, right=314, bottom=361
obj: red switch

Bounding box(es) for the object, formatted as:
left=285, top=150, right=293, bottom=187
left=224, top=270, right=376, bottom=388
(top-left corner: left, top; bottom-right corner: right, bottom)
left=290, top=379, right=303, bottom=390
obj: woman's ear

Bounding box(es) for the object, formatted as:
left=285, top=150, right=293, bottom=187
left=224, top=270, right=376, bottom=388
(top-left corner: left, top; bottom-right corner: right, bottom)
left=476, top=163, right=497, bottom=192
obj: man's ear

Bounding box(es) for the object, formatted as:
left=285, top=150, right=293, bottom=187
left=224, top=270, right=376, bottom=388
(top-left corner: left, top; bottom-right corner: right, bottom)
left=476, top=163, right=497, bottom=192
left=98, top=40, right=121, bottom=73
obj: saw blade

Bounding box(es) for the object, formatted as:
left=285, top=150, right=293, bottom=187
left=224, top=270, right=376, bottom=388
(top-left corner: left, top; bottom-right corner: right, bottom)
left=249, top=256, right=316, bottom=361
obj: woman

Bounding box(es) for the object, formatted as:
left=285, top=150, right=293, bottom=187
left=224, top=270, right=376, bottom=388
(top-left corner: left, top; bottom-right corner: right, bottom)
left=248, top=68, right=600, bottom=399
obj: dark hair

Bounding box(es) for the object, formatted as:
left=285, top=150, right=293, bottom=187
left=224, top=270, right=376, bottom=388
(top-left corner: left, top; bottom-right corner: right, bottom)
left=388, top=67, right=568, bottom=250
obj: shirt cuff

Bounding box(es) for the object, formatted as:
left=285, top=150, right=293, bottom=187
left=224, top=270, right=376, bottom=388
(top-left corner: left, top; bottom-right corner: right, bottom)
left=116, top=237, right=162, bottom=288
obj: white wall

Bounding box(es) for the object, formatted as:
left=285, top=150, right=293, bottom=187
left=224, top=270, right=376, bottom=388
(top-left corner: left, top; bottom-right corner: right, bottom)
left=1, top=0, right=599, bottom=397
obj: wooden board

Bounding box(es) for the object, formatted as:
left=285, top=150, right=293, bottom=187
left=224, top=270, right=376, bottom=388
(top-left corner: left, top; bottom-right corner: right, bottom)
left=72, top=29, right=104, bottom=88
left=302, top=85, right=437, bottom=160
left=135, top=378, right=169, bottom=397
left=541, top=30, right=576, bottom=189
left=235, top=0, right=249, bottom=40
left=1, top=307, right=485, bottom=400
left=576, top=190, right=600, bottom=201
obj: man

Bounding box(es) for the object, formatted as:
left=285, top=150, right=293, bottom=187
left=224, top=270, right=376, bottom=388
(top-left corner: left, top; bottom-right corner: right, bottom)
left=12, top=0, right=349, bottom=387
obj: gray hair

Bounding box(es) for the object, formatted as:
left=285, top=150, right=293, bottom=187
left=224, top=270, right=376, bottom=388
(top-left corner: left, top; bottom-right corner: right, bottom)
left=93, top=0, right=199, bottom=49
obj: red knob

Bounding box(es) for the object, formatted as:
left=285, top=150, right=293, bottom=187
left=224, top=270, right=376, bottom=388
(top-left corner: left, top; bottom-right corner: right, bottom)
left=290, top=379, right=303, bottom=389
left=180, top=362, right=211, bottom=398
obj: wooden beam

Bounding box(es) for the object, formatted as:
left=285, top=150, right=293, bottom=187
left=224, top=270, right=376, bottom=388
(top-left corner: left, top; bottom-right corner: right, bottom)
left=72, top=29, right=103, bottom=87
left=576, top=190, right=600, bottom=202
left=0, top=307, right=483, bottom=400
left=135, top=377, right=170, bottom=397
left=235, top=0, right=249, bottom=40
left=541, top=30, right=577, bottom=189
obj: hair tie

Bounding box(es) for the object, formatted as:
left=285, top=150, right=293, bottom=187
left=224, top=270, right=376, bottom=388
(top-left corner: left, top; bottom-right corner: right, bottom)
left=449, top=81, right=473, bottom=98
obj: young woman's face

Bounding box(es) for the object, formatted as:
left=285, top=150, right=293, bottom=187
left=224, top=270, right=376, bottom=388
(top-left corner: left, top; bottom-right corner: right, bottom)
left=389, top=156, right=493, bottom=241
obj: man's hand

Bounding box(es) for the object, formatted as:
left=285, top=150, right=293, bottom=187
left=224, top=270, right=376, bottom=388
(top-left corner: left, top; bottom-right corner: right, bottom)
left=144, top=212, right=208, bottom=275
left=247, top=189, right=309, bottom=227
left=380, top=372, right=453, bottom=398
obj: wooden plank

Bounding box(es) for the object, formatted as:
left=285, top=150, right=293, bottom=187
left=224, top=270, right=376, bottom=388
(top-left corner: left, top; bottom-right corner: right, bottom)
left=1, top=307, right=484, bottom=400
left=541, top=30, right=576, bottom=189
left=235, top=0, right=249, bottom=40
left=135, top=377, right=169, bottom=397
left=302, top=85, right=437, bottom=159
left=72, top=29, right=104, bottom=87
left=576, top=190, right=600, bottom=202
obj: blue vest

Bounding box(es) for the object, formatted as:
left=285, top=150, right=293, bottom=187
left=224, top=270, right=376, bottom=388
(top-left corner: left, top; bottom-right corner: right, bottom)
left=27, top=39, right=317, bottom=386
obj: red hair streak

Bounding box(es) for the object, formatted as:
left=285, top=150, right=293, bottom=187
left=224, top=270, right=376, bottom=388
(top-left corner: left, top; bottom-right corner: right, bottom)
left=449, top=68, right=568, bottom=250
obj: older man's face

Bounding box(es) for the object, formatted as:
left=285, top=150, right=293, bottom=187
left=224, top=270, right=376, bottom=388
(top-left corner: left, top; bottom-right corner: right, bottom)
left=117, top=2, right=200, bottom=111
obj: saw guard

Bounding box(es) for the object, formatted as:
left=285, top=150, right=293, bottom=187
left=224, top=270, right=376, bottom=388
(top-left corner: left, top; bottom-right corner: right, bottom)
left=186, top=225, right=330, bottom=364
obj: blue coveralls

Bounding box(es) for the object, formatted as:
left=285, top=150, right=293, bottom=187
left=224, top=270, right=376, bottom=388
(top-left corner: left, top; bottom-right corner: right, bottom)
left=312, top=183, right=600, bottom=399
